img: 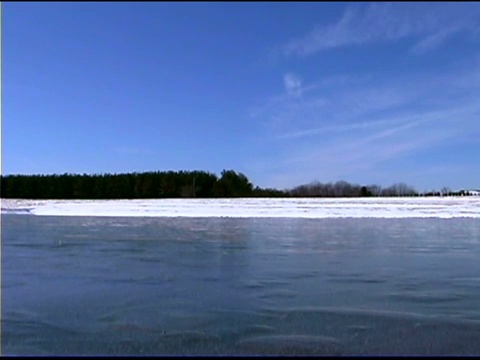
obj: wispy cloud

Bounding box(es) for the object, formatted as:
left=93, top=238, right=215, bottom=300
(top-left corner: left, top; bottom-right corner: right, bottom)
left=281, top=3, right=480, bottom=57
left=248, top=3, right=480, bottom=190
left=255, top=58, right=480, bottom=140
left=261, top=107, right=477, bottom=189
left=249, top=59, right=480, bottom=189
left=283, top=72, right=303, bottom=98
left=410, top=25, right=462, bottom=55
left=254, top=75, right=415, bottom=139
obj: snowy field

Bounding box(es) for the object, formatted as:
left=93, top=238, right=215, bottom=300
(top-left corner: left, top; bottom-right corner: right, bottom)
left=1, top=197, right=479, bottom=218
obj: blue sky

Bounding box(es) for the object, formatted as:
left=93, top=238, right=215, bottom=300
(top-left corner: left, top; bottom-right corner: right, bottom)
left=3, top=2, right=480, bottom=191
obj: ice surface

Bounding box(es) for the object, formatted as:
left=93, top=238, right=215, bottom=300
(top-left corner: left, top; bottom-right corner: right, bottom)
left=2, top=197, right=479, bottom=218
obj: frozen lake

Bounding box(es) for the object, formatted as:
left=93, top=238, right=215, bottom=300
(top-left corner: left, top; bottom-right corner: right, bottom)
left=2, top=198, right=480, bottom=355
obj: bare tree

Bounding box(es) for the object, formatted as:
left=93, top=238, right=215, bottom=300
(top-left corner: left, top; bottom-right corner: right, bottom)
left=367, top=184, right=382, bottom=196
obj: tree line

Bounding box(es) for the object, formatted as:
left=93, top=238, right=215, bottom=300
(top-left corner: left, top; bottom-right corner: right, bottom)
left=0, top=170, right=284, bottom=199
left=0, top=170, right=475, bottom=199
left=288, top=180, right=477, bottom=197
left=288, top=180, right=417, bottom=197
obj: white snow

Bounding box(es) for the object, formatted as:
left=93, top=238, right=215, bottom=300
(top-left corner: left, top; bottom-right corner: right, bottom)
left=1, top=197, right=479, bottom=218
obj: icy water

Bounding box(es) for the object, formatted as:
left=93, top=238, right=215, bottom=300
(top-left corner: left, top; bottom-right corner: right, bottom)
left=2, top=214, right=480, bottom=355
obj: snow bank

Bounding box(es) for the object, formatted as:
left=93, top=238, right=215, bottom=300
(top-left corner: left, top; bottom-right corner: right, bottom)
left=2, top=197, right=479, bottom=218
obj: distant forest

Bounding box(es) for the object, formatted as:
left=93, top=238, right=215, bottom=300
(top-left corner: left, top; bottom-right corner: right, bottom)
left=0, top=170, right=474, bottom=199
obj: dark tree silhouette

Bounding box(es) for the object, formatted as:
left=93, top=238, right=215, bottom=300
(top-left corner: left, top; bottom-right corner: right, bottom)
left=1, top=171, right=464, bottom=199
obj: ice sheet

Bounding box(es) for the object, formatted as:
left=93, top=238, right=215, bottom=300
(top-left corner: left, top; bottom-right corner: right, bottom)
left=2, top=197, right=479, bottom=218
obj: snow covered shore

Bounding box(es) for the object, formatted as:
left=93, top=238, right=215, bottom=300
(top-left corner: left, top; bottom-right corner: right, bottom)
left=1, top=197, right=479, bottom=218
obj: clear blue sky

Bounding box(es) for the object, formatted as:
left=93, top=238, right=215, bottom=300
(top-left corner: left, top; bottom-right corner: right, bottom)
left=3, top=2, right=480, bottom=191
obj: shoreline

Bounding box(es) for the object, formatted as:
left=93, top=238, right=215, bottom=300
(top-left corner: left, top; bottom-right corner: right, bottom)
left=2, top=197, right=479, bottom=218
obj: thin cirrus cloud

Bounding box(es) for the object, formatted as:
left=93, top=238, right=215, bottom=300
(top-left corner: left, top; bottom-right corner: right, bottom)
left=410, top=25, right=463, bottom=55
left=283, top=73, right=303, bottom=98
left=250, top=59, right=480, bottom=189
left=247, top=2, right=480, bottom=189
left=258, top=48, right=480, bottom=142
left=263, top=104, right=479, bottom=189
left=258, top=74, right=424, bottom=140
left=281, top=2, right=480, bottom=57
